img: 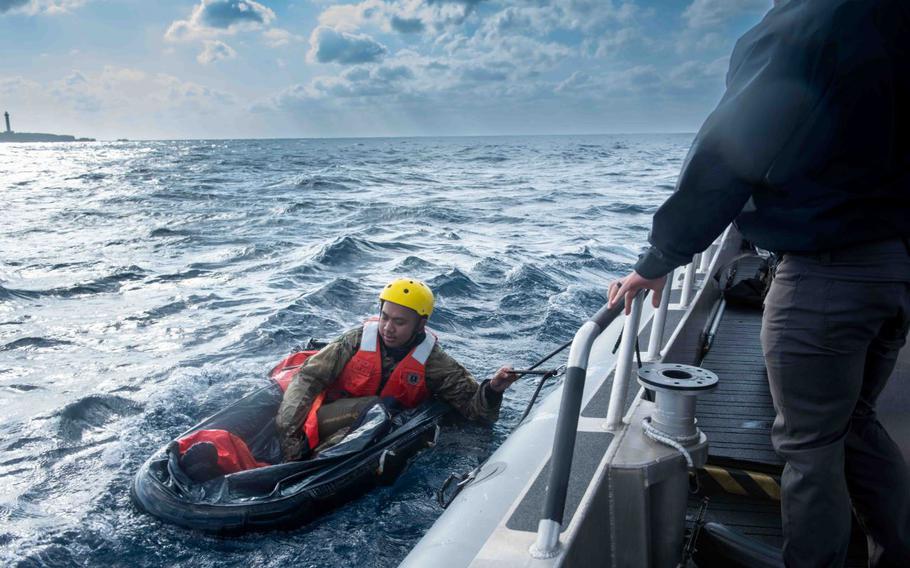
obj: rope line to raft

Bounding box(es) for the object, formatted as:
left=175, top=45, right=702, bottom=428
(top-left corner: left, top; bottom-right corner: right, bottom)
left=516, top=339, right=573, bottom=425
left=437, top=340, right=573, bottom=508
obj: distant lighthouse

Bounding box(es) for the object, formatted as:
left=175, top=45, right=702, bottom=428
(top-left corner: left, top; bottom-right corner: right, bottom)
left=3, top=111, right=10, bottom=133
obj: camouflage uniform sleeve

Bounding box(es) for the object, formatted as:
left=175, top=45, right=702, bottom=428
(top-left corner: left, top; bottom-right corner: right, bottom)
left=424, top=345, right=502, bottom=424
left=275, top=327, right=362, bottom=460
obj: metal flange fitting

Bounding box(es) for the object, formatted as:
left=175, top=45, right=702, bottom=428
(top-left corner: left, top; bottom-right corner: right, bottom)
left=637, top=363, right=718, bottom=441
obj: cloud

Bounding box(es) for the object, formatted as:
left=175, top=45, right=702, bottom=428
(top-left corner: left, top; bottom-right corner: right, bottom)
left=165, top=0, right=275, bottom=42
left=316, top=0, right=384, bottom=32
left=676, top=0, right=767, bottom=53
left=390, top=15, right=424, bottom=33
left=23, top=66, right=237, bottom=114
left=374, top=64, right=414, bottom=82
left=555, top=70, right=591, bottom=93
left=425, top=0, right=483, bottom=5
left=262, top=60, right=420, bottom=107
left=63, top=70, right=87, bottom=86
left=307, top=26, right=387, bottom=64
left=667, top=56, right=729, bottom=89
left=247, top=0, right=754, bottom=135
left=682, top=0, right=767, bottom=29
left=604, top=65, right=663, bottom=93
left=0, top=75, right=41, bottom=95
left=0, top=0, right=29, bottom=14
left=197, top=40, right=237, bottom=64
left=586, top=26, right=644, bottom=58
left=461, top=65, right=508, bottom=82
left=481, top=1, right=641, bottom=38
left=319, top=63, right=415, bottom=96
left=554, top=58, right=728, bottom=101
left=201, top=0, right=272, bottom=28
left=1, top=0, right=87, bottom=15
left=316, top=0, right=483, bottom=36
left=262, top=27, right=303, bottom=47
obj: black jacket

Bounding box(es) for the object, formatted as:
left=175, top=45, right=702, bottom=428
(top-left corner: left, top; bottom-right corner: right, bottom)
left=635, top=0, right=910, bottom=279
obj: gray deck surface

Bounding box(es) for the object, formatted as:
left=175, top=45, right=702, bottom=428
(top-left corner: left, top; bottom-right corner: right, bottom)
left=506, top=431, right=613, bottom=532
left=697, top=303, right=783, bottom=469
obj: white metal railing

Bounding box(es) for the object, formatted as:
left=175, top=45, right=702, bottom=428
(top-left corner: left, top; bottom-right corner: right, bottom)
left=699, top=246, right=713, bottom=272
left=605, top=292, right=645, bottom=431
left=651, top=229, right=729, bottom=359
left=531, top=227, right=729, bottom=559
left=646, top=267, right=674, bottom=360
left=679, top=260, right=696, bottom=307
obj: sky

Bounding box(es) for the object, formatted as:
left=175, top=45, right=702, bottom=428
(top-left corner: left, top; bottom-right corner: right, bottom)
left=0, top=0, right=773, bottom=139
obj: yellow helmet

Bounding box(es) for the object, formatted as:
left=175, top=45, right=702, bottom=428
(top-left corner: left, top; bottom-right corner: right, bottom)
left=379, top=278, right=434, bottom=317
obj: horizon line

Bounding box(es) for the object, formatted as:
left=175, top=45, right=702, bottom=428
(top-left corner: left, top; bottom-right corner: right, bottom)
left=73, top=131, right=700, bottom=142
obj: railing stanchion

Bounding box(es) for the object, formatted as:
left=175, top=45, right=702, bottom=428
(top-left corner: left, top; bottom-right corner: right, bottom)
left=679, top=261, right=696, bottom=308
left=605, top=293, right=644, bottom=431
left=646, top=269, right=673, bottom=361
left=699, top=246, right=712, bottom=272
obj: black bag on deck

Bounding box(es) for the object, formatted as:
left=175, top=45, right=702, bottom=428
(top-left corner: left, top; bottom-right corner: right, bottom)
left=717, top=252, right=779, bottom=309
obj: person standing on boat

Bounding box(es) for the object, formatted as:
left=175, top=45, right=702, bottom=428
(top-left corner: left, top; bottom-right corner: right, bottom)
left=276, top=277, right=519, bottom=461
left=608, top=0, right=910, bottom=566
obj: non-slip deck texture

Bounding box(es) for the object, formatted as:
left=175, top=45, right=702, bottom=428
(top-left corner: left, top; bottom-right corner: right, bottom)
left=581, top=367, right=646, bottom=419
left=506, top=431, right=613, bottom=533
left=638, top=307, right=686, bottom=356
left=697, top=303, right=783, bottom=469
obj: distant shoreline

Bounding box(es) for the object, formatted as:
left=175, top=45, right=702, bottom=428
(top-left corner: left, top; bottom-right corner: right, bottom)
left=0, top=132, right=95, bottom=143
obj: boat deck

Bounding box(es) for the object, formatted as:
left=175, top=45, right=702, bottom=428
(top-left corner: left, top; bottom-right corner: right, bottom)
left=691, top=293, right=870, bottom=565
left=698, top=303, right=782, bottom=471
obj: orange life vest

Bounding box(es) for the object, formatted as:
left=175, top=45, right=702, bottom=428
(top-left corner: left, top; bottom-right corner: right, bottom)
left=176, top=429, right=269, bottom=474
left=274, top=319, right=436, bottom=450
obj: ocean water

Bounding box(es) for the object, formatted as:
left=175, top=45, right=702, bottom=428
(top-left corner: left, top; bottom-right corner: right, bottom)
left=0, top=134, right=691, bottom=567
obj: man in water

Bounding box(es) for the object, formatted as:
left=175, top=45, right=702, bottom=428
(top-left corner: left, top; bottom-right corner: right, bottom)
left=608, top=1, right=910, bottom=565
left=276, top=277, right=519, bottom=461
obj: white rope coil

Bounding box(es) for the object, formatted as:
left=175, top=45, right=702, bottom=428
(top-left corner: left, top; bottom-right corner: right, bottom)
left=641, top=416, right=700, bottom=469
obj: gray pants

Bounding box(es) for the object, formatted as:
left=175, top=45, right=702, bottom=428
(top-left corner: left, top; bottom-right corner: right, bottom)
left=761, top=238, right=910, bottom=567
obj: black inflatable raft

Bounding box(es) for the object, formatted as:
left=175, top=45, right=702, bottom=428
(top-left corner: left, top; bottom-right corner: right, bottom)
left=131, top=370, right=449, bottom=532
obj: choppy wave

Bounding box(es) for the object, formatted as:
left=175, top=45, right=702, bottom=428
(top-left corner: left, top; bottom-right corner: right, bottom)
left=294, top=174, right=359, bottom=191
left=0, top=133, right=692, bottom=567
left=55, top=394, right=144, bottom=442
left=0, top=267, right=148, bottom=301
left=0, top=337, right=73, bottom=351
left=428, top=268, right=481, bottom=297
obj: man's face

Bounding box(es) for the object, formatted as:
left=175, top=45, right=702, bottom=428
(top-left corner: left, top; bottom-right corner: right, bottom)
left=379, top=301, right=423, bottom=349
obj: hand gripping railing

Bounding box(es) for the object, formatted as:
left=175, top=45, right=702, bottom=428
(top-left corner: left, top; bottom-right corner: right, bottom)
left=529, top=292, right=642, bottom=559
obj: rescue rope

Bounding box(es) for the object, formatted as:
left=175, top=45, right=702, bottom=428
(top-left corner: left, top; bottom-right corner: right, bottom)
left=640, top=416, right=700, bottom=469
left=436, top=339, right=573, bottom=509
left=515, top=339, right=573, bottom=422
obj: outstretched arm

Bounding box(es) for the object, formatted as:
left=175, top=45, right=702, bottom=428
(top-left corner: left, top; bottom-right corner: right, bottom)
left=425, top=350, right=517, bottom=423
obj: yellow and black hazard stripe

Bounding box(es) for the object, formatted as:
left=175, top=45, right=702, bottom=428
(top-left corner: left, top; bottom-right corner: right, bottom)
left=694, top=465, right=781, bottom=501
